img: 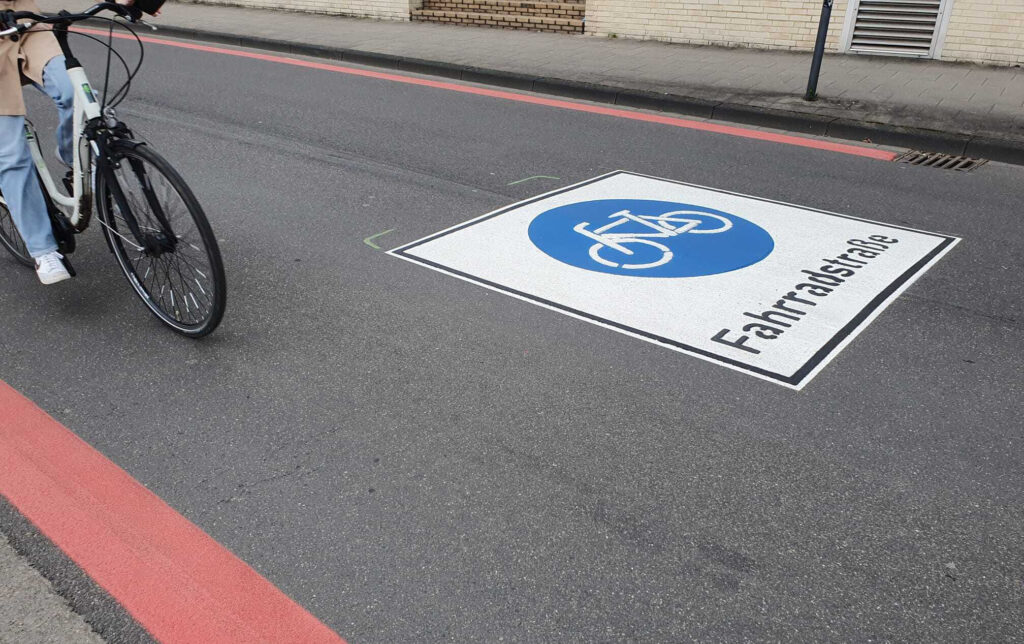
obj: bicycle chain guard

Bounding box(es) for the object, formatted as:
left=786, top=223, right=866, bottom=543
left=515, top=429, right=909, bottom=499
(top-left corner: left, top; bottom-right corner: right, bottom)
left=48, top=209, right=76, bottom=258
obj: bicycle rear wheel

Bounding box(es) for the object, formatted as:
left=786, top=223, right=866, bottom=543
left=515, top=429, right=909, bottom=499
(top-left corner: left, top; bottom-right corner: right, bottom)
left=97, top=142, right=226, bottom=337
left=0, top=193, right=35, bottom=267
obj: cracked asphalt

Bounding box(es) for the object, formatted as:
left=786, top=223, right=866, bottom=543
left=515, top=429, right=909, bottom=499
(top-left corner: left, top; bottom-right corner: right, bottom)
left=1, top=32, right=1022, bottom=643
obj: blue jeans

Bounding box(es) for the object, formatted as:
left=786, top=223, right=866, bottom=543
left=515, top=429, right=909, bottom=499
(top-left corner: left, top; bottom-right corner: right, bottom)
left=0, top=56, right=75, bottom=258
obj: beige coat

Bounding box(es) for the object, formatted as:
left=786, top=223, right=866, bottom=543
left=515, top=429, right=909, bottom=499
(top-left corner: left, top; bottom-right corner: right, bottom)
left=1, top=0, right=63, bottom=116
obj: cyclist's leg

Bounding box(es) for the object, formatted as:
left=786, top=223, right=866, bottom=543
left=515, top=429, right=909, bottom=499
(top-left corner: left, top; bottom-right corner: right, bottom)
left=0, top=116, right=58, bottom=258
left=37, top=56, right=75, bottom=166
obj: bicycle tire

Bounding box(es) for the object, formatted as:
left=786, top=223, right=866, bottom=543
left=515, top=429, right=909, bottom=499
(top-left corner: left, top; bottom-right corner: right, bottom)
left=0, top=193, right=35, bottom=267
left=96, top=141, right=226, bottom=338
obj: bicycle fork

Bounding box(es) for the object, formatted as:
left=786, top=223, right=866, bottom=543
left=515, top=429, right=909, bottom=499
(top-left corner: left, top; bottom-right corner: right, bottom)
left=96, top=146, right=177, bottom=257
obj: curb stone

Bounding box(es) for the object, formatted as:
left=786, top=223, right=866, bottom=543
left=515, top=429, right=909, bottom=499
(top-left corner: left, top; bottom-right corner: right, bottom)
left=0, top=497, right=158, bottom=644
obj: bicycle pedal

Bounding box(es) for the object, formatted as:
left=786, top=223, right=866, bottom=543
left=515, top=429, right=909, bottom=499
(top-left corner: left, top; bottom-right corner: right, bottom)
left=60, top=255, right=77, bottom=278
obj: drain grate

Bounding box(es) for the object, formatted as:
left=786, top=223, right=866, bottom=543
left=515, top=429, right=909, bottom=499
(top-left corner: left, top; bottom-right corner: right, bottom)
left=894, top=151, right=987, bottom=171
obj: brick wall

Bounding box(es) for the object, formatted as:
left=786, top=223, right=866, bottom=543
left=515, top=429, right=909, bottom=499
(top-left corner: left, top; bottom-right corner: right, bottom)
left=178, top=0, right=418, bottom=20
left=585, top=0, right=851, bottom=52
left=413, top=0, right=585, bottom=32
left=940, top=1, right=1024, bottom=65
left=423, top=0, right=585, bottom=19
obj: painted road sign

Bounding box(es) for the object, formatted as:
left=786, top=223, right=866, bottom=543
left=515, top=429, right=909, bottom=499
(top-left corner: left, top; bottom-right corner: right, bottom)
left=390, top=171, right=959, bottom=389
left=528, top=199, right=775, bottom=277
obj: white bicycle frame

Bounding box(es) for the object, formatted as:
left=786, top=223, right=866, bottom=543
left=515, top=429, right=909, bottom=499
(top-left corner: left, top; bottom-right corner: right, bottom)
left=22, top=61, right=100, bottom=230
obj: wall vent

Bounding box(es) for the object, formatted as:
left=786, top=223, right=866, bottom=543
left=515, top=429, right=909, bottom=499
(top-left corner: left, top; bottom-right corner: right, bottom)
left=849, top=0, right=944, bottom=56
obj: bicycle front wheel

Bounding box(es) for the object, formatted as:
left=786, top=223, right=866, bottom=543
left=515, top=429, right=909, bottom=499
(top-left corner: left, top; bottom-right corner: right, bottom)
left=97, top=142, right=226, bottom=337
left=0, top=193, right=35, bottom=267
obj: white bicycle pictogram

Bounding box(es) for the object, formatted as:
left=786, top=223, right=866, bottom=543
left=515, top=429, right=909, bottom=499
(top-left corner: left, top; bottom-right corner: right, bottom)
left=572, top=209, right=733, bottom=270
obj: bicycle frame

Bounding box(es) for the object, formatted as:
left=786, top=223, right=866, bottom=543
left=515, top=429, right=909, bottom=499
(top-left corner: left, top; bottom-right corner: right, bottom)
left=22, top=60, right=98, bottom=230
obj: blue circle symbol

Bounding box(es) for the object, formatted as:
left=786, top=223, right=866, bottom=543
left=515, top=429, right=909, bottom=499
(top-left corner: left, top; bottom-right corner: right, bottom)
left=528, top=199, right=774, bottom=278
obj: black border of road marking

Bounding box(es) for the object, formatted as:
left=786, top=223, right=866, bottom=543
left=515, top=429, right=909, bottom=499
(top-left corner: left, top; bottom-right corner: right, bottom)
left=389, top=171, right=961, bottom=389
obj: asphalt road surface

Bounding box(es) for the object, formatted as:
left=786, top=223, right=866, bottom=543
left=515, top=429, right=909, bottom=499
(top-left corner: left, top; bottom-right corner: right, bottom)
left=2, top=30, right=1022, bottom=642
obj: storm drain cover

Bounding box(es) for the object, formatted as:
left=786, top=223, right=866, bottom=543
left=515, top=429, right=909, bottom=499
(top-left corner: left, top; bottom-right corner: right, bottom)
left=894, top=151, right=987, bottom=171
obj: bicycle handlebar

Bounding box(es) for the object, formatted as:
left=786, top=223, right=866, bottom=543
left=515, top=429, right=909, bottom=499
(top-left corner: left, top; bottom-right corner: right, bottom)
left=0, top=3, right=141, bottom=37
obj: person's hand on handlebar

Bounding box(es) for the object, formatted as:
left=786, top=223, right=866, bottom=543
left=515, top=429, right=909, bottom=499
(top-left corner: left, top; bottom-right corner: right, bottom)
left=110, top=0, right=144, bottom=23
left=117, top=0, right=137, bottom=19
left=116, top=1, right=165, bottom=23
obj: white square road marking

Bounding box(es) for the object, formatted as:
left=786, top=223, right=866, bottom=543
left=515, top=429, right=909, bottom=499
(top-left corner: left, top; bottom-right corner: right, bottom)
left=390, top=171, right=959, bottom=389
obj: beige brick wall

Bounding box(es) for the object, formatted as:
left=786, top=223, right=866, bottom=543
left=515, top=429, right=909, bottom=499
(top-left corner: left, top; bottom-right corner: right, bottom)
left=179, top=0, right=417, bottom=20
left=585, top=0, right=850, bottom=52
left=940, top=1, right=1024, bottom=65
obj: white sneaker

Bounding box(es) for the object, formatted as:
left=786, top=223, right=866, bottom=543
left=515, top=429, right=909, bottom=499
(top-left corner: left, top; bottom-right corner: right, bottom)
left=35, top=251, right=71, bottom=285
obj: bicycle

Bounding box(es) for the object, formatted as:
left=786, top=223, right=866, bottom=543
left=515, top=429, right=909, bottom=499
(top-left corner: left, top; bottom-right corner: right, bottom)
left=0, top=1, right=226, bottom=337
left=572, top=209, right=733, bottom=270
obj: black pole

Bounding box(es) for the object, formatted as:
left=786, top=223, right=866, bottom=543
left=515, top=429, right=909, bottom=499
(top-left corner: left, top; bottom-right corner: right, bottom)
left=804, top=0, right=834, bottom=101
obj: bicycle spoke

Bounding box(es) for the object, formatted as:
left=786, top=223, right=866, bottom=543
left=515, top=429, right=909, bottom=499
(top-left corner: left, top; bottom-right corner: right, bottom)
left=131, top=217, right=214, bottom=324
left=164, top=253, right=211, bottom=323
left=166, top=255, right=208, bottom=323
left=98, top=216, right=145, bottom=251
left=0, top=200, right=33, bottom=265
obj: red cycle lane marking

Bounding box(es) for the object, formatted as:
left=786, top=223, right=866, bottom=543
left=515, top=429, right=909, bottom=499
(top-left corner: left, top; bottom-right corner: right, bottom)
left=75, top=27, right=897, bottom=161
left=0, top=380, right=346, bottom=644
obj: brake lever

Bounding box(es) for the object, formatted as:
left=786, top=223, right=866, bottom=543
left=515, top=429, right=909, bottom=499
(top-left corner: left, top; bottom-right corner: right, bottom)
left=0, top=14, right=30, bottom=40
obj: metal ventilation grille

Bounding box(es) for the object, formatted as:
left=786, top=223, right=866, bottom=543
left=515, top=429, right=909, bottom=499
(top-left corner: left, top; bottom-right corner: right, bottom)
left=850, top=0, right=942, bottom=56
left=894, top=151, right=987, bottom=171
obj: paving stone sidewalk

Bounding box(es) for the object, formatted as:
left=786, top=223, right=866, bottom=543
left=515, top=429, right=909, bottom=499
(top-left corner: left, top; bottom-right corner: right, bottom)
left=84, top=1, right=1024, bottom=149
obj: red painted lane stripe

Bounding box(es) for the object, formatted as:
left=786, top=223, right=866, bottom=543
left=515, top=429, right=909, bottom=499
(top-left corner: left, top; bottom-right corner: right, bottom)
left=0, top=381, right=346, bottom=644
left=76, top=27, right=896, bottom=161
